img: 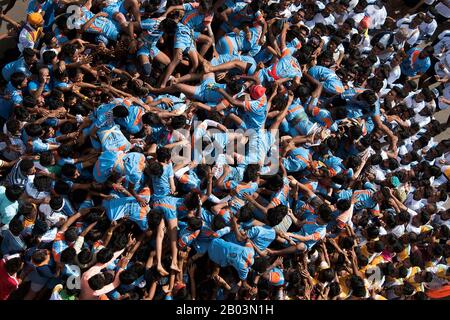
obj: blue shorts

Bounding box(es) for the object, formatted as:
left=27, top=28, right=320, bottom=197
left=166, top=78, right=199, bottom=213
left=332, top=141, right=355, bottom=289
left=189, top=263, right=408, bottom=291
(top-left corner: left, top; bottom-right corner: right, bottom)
left=174, top=25, right=196, bottom=53
left=102, top=0, right=126, bottom=19
left=137, top=42, right=161, bottom=59
left=193, top=78, right=222, bottom=103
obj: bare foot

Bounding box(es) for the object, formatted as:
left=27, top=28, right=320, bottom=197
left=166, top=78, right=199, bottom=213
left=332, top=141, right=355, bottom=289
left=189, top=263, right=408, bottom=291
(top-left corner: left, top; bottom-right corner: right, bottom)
left=170, top=262, right=181, bottom=273
left=157, top=265, right=169, bottom=277
left=217, top=72, right=227, bottom=81
left=202, top=60, right=212, bottom=73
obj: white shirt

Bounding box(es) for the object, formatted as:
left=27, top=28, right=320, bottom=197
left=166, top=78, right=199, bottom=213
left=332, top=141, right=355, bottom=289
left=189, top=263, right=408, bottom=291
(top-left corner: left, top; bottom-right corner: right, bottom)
left=436, top=0, right=450, bottom=18
left=419, top=20, right=437, bottom=36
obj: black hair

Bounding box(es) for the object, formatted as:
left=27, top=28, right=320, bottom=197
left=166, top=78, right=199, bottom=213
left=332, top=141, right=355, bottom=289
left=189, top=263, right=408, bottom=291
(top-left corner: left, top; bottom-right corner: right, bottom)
left=112, top=105, right=129, bottom=118
left=336, top=199, right=351, bottom=212
left=78, top=248, right=93, bottom=265
left=9, top=218, right=24, bottom=236
left=60, top=247, right=77, bottom=264
left=187, top=216, right=203, bottom=231
left=24, top=123, right=43, bottom=137
left=50, top=195, right=64, bottom=211
left=33, top=175, right=53, bottom=192
left=147, top=209, right=164, bottom=230
left=184, top=192, right=200, bottom=211
left=4, top=257, right=22, bottom=274
left=23, top=47, right=36, bottom=60
left=267, top=205, right=288, bottom=226
left=119, top=269, right=139, bottom=285
left=39, top=151, right=55, bottom=167
left=243, top=164, right=259, bottom=182
left=88, top=273, right=105, bottom=290
left=10, top=72, right=27, bottom=88
left=64, top=227, right=78, bottom=243
left=156, top=147, right=171, bottom=162
left=54, top=180, right=71, bottom=195
left=5, top=185, right=24, bottom=202
left=96, top=248, right=114, bottom=263
left=252, top=257, right=270, bottom=273
left=170, top=115, right=187, bottom=130
left=147, top=161, right=163, bottom=177
left=264, top=174, right=284, bottom=191
left=61, top=163, right=77, bottom=178
left=318, top=268, right=335, bottom=283
left=237, top=203, right=254, bottom=223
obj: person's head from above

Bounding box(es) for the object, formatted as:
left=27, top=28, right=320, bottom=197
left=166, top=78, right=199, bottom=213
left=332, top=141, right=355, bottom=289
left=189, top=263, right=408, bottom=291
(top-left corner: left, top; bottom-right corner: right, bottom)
left=33, top=175, right=53, bottom=193
left=60, top=247, right=77, bottom=264
left=8, top=218, right=24, bottom=236
left=111, top=104, right=129, bottom=119
left=156, top=147, right=171, bottom=164
left=186, top=216, right=203, bottom=231
left=321, top=3, right=334, bottom=17
left=184, top=191, right=201, bottom=211
left=146, top=208, right=163, bottom=231
left=291, top=10, right=306, bottom=24
left=64, top=227, right=78, bottom=244
left=249, top=84, right=266, bottom=100
left=5, top=185, right=24, bottom=203
left=411, top=12, right=425, bottom=27
left=243, top=164, right=260, bottom=183
left=4, top=256, right=24, bottom=275
left=96, top=248, right=113, bottom=264
left=267, top=204, right=288, bottom=226
left=358, top=89, right=377, bottom=106
left=18, top=158, right=36, bottom=176
left=78, top=248, right=93, bottom=266
left=42, top=31, right=58, bottom=48
left=419, top=45, right=434, bottom=59
left=168, top=115, right=187, bottom=131
left=88, top=273, right=107, bottom=291
left=31, top=249, right=51, bottom=266
left=27, top=12, right=44, bottom=29
left=263, top=174, right=284, bottom=192
left=10, top=72, right=29, bottom=92
left=340, top=18, right=355, bottom=35
left=49, top=195, right=65, bottom=212
left=317, top=204, right=332, bottom=225
left=237, top=203, right=255, bottom=223
left=349, top=275, right=366, bottom=298
left=146, top=160, right=164, bottom=177
left=318, top=51, right=334, bottom=67
left=22, top=48, right=38, bottom=69
left=54, top=180, right=71, bottom=196
left=62, top=163, right=80, bottom=180
left=252, top=257, right=271, bottom=274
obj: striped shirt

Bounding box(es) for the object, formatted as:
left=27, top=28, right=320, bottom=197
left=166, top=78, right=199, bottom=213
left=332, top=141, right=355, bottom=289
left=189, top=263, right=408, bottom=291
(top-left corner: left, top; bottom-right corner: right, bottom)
left=6, top=160, right=32, bottom=188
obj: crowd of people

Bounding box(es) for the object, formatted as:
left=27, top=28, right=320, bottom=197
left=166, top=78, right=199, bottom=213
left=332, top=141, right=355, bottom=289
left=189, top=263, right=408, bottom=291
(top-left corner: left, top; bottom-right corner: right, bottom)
left=0, top=0, right=449, bottom=301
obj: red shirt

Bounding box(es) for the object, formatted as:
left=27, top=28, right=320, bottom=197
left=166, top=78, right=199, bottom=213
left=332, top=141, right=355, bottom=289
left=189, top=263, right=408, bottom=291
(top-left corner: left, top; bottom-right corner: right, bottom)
left=0, top=259, right=19, bottom=300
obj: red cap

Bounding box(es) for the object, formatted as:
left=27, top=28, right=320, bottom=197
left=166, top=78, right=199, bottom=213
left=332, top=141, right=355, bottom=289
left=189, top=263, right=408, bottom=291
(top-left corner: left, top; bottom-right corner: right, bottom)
left=359, top=16, right=371, bottom=29
left=249, top=84, right=266, bottom=100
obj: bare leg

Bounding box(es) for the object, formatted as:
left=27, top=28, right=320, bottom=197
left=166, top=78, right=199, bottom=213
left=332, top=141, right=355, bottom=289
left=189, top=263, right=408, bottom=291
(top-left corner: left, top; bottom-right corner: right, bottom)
left=196, top=34, right=212, bottom=56
left=155, top=222, right=169, bottom=276
left=148, top=83, right=199, bottom=99
left=203, top=59, right=249, bottom=74
left=124, top=0, right=141, bottom=24
left=187, top=49, right=199, bottom=74
left=154, top=51, right=171, bottom=67
left=167, top=218, right=181, bottom=272
left=159, top=48, right=183, bottom=88
left=268, top=243, right=306, bottom=256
